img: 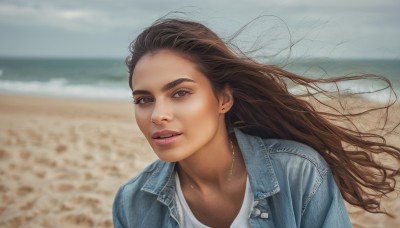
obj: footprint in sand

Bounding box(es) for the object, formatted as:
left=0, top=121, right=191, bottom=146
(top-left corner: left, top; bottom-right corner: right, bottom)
left=0, top=184, right=8, bottom=193
left=55, top=144, right=67, bottom=154
left=63, top=214, right=94, bottom=226
left=0, top=149, right=10, bottom=159
left=20, top=200, right=35, bottom=210
left=34, top=156, right=57, bottom=168
left=51, top=183, right=75, bottom=192
left=71, top=196, right=100, bottom=206
left=84, top=172, right=93, bottom=180
left=17, top=185, right=35, bottom=196
left=2, top=194, right=15, bottom=204
left=79, top=184, right=94, bottom=192
left=60, top=201, right=75, bottom=211
left=101, top=164, right=119, bottom=173
left=100, top=219, right=113, bottom=228
left=19, top=150, right=31, bottom=160
left=7, top=216, right=26, bottom=228
left=34, top=170, right=47, bottom=178
left=84, top=154, right=94, bottom=161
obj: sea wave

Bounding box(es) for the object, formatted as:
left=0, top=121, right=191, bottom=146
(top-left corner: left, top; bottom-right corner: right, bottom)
left=1, top=77, right=397, bottom=103
left=0, top=78, right=131, bottom=100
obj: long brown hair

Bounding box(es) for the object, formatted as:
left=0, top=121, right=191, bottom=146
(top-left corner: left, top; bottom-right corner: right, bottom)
left=126, top=17, right=400, bottom=215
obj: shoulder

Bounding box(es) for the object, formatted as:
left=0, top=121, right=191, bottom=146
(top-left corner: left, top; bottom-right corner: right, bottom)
left=113, top=160, right=178, bottom=227
left=262, top=138, right=329, bottom=177
left=235, top=129, right=331, bottom=189
left=115, top=159, right=164, bottom=201
left=112, top=160, right=170, bottom=227
left=261, top=139, right=336, bottom=214
left=113, top=160, right=164, bottom=214
left=259, top=139, right=351, bottom=226
left=257, top=138, right=332, bottom=201
left=234, top=128, right=329, bottom=177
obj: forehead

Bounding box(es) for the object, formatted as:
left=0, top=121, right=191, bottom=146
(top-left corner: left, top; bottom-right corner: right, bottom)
left=131, top=50, right=208, bottom=90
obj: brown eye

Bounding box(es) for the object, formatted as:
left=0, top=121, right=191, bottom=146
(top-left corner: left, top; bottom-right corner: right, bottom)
left=172, top=90, right=190, bottom=98
left=134, top=96, right=154, bottom=104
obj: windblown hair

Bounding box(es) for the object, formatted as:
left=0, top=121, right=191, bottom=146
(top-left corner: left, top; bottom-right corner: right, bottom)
left=126, top=18, right=400, bottom=215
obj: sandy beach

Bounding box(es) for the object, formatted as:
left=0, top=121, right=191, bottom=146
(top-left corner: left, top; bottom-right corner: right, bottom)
left=0, top=94, right=399, bottom=227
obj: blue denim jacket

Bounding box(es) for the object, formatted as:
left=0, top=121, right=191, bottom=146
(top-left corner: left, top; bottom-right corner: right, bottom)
left=113, top=129, right=352, bottom=227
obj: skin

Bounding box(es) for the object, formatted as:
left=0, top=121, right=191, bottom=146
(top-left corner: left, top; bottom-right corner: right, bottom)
left=131, top=50, right=248, bottom=227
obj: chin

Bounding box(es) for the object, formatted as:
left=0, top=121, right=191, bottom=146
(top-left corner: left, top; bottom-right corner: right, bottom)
left=156, top=154, right=182, bottom=163
left=154, top=148, right=190, bottom=163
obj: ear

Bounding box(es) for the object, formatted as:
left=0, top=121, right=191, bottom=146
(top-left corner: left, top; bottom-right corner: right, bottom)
left=218, top=85, right=234, bottom=114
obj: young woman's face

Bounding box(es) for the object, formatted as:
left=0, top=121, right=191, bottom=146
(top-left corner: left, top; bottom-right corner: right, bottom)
left=131, top=50, right=228, bottom=162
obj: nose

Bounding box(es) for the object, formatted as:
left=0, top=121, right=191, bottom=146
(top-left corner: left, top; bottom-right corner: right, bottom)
left=151, top=101, right=172, bottom=125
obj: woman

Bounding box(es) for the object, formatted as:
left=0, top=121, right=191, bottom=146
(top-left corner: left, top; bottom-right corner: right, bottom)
left=113, top=18, right=400, bottom=227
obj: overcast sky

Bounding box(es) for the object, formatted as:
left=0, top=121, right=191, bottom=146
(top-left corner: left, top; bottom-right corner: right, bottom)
left=0, top=0, right=399, bottom=59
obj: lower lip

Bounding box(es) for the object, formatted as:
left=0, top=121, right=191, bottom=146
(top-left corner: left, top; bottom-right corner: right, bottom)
left=153, top=134, right=182, bottom=147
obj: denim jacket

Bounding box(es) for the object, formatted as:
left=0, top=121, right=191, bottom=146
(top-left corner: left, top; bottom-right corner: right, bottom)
left=113, top=128, right=352, bottom=227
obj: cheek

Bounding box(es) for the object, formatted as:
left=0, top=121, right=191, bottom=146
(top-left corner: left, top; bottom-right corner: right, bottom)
left=134, top=108, right=150, bottom=133
left=177, top=93, right=219, bottom=123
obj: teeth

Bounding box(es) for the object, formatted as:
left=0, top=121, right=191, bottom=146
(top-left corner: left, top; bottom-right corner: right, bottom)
left=159, top=134, right=173, bottom=139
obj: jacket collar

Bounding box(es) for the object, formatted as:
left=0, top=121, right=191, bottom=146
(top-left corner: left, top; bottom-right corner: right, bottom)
left=141, top=161, right=177, bottom=206
left=234, top=128, right=280, bottom=199
left=141, top=128, right=280, bottom=203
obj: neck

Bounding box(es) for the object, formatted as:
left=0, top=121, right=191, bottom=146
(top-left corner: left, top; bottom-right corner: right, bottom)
left=177, top=137, right=244, bottom=191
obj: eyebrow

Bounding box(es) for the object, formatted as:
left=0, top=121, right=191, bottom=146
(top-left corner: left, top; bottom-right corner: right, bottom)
left=132, top=78, right=196, bottom=96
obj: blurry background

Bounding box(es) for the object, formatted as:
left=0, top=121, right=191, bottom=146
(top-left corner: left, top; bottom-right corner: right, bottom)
left=1, top=0, right=400, bottom=59
left=0, top=0, right=399, bottom=227
left=1, top=0, right=399, bottom=100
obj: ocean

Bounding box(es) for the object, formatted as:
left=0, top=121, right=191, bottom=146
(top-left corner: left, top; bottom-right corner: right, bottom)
left=0, top=57, right=399, bottom=102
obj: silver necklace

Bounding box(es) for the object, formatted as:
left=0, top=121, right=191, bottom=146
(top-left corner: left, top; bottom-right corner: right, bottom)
left=187, top=139, right=236, bottom=189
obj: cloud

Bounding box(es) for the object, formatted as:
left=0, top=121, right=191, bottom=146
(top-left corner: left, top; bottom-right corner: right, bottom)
left=0, top=1, right=159, bottom=32
left=0, top=3, right=100, bottom=31
left=0, top=0, right=399, bottom=58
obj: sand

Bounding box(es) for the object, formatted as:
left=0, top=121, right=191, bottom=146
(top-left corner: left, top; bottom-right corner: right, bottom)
left=0, top=93, right=399, bottom=227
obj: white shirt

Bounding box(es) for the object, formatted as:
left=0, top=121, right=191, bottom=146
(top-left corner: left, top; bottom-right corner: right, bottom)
left=175, top=173, right=253, bottom=228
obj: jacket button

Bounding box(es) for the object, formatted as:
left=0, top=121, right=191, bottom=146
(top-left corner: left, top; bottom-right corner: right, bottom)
left=253, top=208, right=261, bottom=216
left=253, top=201, right=259, bottom=207
left=261, top=213, right=269, bottom=219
